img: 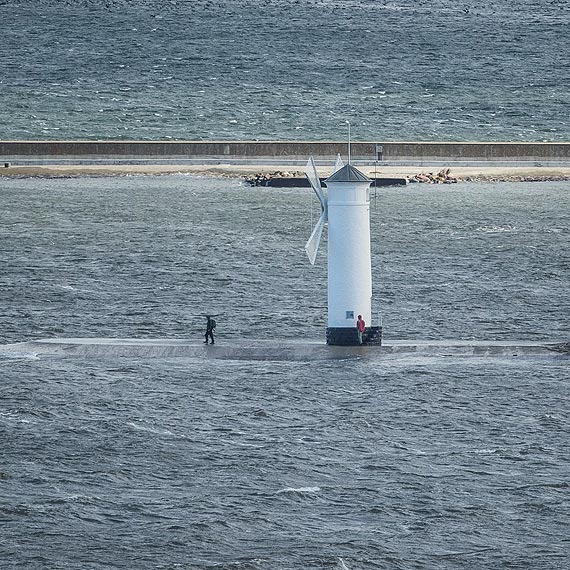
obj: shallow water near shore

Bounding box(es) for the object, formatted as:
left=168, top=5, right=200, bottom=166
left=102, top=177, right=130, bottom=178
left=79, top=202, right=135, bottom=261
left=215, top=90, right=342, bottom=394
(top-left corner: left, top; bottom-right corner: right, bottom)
left=1, top=175, right=570, bottom=569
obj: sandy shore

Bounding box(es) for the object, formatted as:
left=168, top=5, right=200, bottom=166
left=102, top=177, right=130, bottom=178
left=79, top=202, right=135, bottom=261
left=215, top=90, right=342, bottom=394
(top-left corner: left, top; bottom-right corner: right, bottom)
left=2, top=163, right=570, bottom=182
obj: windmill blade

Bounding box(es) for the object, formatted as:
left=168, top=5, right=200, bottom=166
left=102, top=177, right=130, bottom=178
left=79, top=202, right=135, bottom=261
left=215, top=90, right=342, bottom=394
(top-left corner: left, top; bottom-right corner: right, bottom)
left=333, top=153, right=344, bottom=173
left=305, top=156, right=326, bottom=211
left=305, top=210, right=326, bottom=265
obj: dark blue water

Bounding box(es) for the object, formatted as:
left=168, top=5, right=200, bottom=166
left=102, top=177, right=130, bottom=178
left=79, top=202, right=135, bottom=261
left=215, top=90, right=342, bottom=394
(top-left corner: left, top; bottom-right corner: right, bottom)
left=1, top=176, right=570, bottom=569
left=1, top=0, right=569, bottom=141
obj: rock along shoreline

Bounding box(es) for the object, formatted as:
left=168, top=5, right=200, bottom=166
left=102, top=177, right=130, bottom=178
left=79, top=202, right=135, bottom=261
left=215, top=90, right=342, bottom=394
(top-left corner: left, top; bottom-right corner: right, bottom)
left=2, top=163, right=570, bottom=185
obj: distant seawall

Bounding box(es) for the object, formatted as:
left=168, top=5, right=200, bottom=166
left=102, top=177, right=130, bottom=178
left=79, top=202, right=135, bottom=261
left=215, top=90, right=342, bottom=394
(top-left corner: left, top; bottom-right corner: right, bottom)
left=2, top=141, right=570, bottom=165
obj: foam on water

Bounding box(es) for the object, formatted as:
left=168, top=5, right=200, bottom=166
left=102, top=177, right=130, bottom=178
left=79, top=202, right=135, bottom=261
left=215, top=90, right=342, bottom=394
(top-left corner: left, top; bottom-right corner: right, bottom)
left=276, top=487, right=321, bottom=494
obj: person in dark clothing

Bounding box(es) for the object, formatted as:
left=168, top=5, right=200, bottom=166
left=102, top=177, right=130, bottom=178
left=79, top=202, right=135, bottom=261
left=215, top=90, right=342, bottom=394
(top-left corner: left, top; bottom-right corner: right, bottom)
left=204, top=315, right=216, bottom=344
left=356, top=314, right=365, bottom=345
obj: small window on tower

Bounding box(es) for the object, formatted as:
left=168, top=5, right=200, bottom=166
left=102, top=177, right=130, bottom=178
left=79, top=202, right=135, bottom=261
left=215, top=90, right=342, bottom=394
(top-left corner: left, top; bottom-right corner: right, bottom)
left=346, top=311, right=354, bottom=319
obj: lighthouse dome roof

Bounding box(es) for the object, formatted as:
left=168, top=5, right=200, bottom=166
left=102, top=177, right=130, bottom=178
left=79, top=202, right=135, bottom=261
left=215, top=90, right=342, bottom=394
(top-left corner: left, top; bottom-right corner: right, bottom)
left=325, top=164, right=372, bottom=184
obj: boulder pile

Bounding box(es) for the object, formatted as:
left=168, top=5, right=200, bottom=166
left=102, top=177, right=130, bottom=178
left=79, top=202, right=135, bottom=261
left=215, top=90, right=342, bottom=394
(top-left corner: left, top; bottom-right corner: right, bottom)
left=245, top=170, right=297, bottom=186
left=409, top=168, right=458, bottom=184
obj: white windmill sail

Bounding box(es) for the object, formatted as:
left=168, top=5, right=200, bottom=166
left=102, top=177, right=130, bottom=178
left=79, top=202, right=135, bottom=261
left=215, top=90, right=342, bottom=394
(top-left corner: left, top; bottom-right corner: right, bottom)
left=333, top=153, right=344, bottom=173
left=305, top=156, right=326, bottom=210
left=305, top=156, right=327, bottom=265
left=305, top=210, right=326, bottom=265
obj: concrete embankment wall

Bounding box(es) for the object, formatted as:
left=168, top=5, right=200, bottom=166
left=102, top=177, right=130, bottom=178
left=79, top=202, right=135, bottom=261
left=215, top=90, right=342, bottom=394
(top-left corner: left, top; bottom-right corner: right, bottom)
left=1, top=140, right=570, bottom=164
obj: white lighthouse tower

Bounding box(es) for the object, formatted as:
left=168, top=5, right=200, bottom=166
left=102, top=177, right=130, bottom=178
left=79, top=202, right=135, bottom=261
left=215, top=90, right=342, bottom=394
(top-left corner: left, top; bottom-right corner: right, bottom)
left=305, top=155, right=382, bottom=346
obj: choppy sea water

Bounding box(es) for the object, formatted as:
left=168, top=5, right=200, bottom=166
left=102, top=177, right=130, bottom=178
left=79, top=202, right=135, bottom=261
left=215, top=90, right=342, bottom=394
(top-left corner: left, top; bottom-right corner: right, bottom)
left=1, top=0, right=570, bottom=141
left=1, top=175, right=570, bottom=569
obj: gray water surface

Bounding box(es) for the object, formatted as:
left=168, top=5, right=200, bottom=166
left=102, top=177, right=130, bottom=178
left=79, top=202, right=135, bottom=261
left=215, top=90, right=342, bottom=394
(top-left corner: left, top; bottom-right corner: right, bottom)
left=1, top=176, right=570, bottom=569
left=2, top=0, right=569, bottom=141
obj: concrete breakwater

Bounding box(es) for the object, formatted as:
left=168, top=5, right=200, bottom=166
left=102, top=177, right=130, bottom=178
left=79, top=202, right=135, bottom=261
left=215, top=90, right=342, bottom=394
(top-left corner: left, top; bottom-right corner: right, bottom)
left=2, top=338, right=569, bottom=361
left=2, top=140, right=570, bottom=166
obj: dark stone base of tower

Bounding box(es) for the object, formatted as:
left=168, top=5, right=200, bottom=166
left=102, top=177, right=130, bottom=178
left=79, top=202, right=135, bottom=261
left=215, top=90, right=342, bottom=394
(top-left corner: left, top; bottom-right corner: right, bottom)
left=326, top=326, right=382, bottom=346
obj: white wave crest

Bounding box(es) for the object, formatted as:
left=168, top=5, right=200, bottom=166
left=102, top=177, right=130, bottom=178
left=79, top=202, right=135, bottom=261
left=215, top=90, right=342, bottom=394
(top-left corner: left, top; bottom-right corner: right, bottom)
left=276, top=486, right=321, bottom=494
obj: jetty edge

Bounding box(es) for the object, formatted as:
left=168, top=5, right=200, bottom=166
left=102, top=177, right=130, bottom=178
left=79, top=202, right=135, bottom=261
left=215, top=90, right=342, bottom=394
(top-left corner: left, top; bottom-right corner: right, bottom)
left=2, top=140, right=570, bottom=182
left=1, top=338, right=569, bottom=362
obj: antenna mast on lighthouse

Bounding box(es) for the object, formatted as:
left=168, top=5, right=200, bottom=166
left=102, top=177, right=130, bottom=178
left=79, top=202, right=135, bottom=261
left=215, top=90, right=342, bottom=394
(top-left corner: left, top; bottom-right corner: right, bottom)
left=346, top=120, right=351, bottom=164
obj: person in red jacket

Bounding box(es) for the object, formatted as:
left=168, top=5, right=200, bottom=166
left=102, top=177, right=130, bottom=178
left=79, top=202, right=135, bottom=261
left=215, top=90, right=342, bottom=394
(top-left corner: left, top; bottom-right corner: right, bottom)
left=357, top=314, right=365, bottom=345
